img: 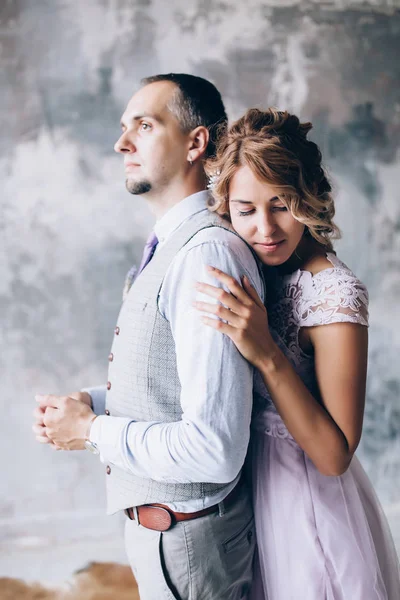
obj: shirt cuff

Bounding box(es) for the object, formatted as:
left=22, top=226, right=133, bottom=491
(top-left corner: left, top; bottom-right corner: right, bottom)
left=81, top=385, right=107, bottom=416
left=89, top=415, right=133, bottom=465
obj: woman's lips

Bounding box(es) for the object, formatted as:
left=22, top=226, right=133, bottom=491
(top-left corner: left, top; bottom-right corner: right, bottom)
left=254, top=240, right=285, bottom=253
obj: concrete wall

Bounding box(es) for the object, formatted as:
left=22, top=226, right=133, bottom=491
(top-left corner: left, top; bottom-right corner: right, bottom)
left=1, top=0, right=399, bottom=580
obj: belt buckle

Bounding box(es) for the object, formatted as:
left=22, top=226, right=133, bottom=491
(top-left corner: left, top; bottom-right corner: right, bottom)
left=143, top=506, right=174, bottom=532
left=125, top=505, right=174, bottom=531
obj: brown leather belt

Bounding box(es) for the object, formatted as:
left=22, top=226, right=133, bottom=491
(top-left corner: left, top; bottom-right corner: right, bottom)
left=125, top=480, right=243, bottom=532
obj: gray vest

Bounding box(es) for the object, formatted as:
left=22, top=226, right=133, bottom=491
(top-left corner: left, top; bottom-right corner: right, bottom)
left=105, top=210, right=242, bottom=514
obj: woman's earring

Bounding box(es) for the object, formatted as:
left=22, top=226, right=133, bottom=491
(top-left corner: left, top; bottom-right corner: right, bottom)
left=189, top=157, right=193, bottom=166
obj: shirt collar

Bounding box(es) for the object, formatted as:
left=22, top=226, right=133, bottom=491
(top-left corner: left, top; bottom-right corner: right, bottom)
left=154, top=190, right=211, bottom=244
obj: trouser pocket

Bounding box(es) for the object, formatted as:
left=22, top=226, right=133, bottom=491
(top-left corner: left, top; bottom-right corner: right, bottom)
left=159, top=531, right=182, bottom=600
left=223, top=515, right=255, bottom=554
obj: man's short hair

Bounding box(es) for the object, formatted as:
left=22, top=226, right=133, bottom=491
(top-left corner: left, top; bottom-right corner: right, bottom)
left=141, top=73, right=227, bottom=158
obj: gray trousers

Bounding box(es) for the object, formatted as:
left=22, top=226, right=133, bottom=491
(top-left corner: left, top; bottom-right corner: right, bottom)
left=124, top=485, right=255, bottom=600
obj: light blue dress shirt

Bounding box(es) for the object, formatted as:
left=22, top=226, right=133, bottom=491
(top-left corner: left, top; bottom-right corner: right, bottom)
left=86, top=191, right=264, bottom=511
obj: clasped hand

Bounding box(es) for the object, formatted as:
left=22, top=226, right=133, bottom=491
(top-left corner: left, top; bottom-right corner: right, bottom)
left=32, top=392, right=95, bottom=451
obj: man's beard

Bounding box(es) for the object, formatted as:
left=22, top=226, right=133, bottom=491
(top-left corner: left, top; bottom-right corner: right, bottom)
left=125, top=178, right=152, bottom=195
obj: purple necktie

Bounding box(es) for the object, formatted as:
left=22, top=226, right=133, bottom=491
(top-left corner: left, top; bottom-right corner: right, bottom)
left=122, top=231, right=158, bottom=301
left=137, top=230, right=159, bottom=275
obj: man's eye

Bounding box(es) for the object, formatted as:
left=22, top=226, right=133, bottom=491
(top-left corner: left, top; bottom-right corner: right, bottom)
left=140, top=122, right=151, bottom=131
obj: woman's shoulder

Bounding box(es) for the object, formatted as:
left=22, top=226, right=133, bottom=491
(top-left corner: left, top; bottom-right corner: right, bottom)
left=299, top=252, right=336, bottom=277
left=290, top=252, right=369, bottom=327
left=297, top=252, right=366, bottom=288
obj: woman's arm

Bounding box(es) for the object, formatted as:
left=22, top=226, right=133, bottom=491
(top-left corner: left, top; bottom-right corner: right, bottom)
left=255, top=323, right=367, bottom=476
left=194, top=266, right=368, bottom=476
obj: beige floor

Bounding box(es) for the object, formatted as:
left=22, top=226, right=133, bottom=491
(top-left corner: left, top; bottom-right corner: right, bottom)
left=0, top=512, right=126, bottom=585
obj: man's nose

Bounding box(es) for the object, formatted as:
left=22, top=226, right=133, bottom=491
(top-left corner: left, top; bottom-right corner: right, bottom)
left=114, top=132, right=136, bottom=154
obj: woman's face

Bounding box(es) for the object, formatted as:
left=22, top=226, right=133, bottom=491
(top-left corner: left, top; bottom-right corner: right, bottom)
left=228, top=165, right=305, bottom=266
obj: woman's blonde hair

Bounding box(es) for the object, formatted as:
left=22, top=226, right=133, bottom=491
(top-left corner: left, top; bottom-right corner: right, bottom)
left=206, top=108, right=340, bottom=250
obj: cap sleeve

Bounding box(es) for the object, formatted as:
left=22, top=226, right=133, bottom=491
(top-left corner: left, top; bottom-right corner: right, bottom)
left=299, top=267, right=369, bottom=328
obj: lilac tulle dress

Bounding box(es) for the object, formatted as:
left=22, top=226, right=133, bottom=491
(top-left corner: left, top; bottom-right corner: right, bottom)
left=249, top=253, right=400, bottom=600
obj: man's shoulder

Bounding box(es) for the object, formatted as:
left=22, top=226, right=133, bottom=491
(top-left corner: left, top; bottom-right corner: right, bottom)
left=173, top=221, right=264, bottom=297
left=183, top=225, right=261, bottom=278
left=184, top=221, right=253, bottom=258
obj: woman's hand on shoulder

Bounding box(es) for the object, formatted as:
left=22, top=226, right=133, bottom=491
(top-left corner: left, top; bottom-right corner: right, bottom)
left=193, top=266, right=275, bottom=368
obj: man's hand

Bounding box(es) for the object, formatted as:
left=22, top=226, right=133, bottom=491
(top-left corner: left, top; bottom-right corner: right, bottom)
left=34, top=393, right=96, bottom=451
left=32, top=391, right=92, bottom=449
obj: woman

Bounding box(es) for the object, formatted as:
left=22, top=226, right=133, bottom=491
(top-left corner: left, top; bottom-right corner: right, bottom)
left=194, top=108, right=400, bottom=599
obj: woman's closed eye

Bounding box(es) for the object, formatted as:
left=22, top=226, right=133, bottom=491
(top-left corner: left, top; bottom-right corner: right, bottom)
left=236, top=206, right=287, bottom=217
left=236, top=209, right=255, bottom=217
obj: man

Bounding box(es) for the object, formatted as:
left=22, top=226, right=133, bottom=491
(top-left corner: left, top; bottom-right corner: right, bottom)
left=33, top=74, right=264, bottom=600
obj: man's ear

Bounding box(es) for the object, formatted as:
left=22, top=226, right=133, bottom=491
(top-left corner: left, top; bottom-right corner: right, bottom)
left=187, top=126, right=209, bottom=163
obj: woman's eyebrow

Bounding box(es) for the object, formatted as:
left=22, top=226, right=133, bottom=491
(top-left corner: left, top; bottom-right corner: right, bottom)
left=230, top=196, right=280, bottom=204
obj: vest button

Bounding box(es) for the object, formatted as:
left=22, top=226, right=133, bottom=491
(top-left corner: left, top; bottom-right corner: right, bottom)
left=108, top=353, right=114, bottom=362
left=105, top=409, right=110, bottom=416
left=114, top=326, right=120, bottom=335
left=107, top=381, right=111, bottom=390
left=106, top=465, right=111, bottom=475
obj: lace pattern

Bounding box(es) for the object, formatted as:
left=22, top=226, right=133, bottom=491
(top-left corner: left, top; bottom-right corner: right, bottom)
left=268, top=253, right=369, bottom=367
left=252, top=409, right=295, bottom=440
left=253, top=253, right=369, bottom=417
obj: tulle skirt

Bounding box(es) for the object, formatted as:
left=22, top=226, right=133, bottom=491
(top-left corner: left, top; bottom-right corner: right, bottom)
left=249, top=411, right=400, bottom=600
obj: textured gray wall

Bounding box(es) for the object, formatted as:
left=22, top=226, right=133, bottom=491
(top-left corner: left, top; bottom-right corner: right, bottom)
left=1, top=0, right=400, bottom=580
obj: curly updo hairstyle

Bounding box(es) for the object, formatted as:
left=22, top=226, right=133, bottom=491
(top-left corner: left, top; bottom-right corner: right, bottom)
left=206, top=108, right=340, bottom=250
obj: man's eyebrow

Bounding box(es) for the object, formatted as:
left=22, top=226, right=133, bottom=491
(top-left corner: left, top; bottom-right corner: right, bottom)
left=120, top=113, right=163, bottom=127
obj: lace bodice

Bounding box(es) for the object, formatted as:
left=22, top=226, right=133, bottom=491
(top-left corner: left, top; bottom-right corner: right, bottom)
left=253, top=253, right=369, bottom=425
